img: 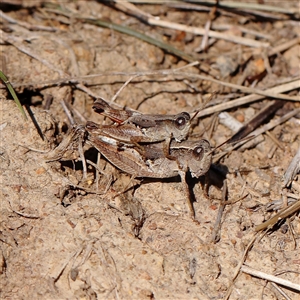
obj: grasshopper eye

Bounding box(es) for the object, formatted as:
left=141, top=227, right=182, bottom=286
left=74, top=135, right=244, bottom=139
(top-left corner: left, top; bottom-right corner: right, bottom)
left=193, top=146, right=204, bottom=160
left=86, top=121, right=98, bottom=131
left=175, top=112, right=190, bottom=129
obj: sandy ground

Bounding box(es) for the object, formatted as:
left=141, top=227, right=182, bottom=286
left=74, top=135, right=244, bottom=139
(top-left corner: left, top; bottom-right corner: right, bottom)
left=0, top=1, right=300, bottom=299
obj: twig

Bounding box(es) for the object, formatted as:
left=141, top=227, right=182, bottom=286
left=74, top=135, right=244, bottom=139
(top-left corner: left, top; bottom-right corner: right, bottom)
left=3, top=27, right=299, bottom=107
left=111, top=75, right=139, bottom=103
left=128, top=0, right=299, bottom=14
left=241, top=265, right=300, bottom=292
left=200, top=4, right=217, bottom=51
left=86, top=159, right=107, bottom=176
left=95, top=152, right=101, bottom=191
left=1, top=60, right=200, bottom=89
left=227, top=100, right=284, bottom=144
left=147, top=18, right=270, bottom=48
left=0, top=10, right=57, bottom=32
left=255, top=199, right=300, bottom=231
left=7, top=198, right=40, bottom=218
left=266, top=197, right=298, bottom=211
left=114, top=0, right=157, bottom=19
left=114, top=0, right=270, bottom=48
left=60, top=100, right=75, bottom=125
left=77, top=133, right=88, bottom=181
left=179, top=73, right=300, bottom=102
left=5, top=61, right=298, bottom=109
left=197, top=79, right=300, bottom=118
left=270, top=282, right=292, bottom=300
left=213, top=108, right=300, bottom=162
left=72, top=107, right=87, bottom=124
left=283, top=146, right=300, bottom=187
left=212, top=23, right=271, bottom=40
left=215, top=0, right=298, bottom=14
left=75, top=82, right=108, bottom=101
left=246, top=109, right=300, bottom=143
left=268, top=37, right=300, bottom=57
left=165, top=1, right=289, bottom=20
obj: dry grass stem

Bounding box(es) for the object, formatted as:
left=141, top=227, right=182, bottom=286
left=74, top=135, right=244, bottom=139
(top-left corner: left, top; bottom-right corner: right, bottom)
left=0, top=10, right=57, bottom=32
left=180, top=73, right=300, bottom=102
left=241, top=265, right=300, bottom=292
left=247, top=109, right=300, bottom=141
left=255, top=199, right=300, bottom=231
left=268, top=37, right=300, bottom=56
left=111, top=75, right=139, bottom=103
left=114, top=0, right=156, bottom=19
left=147, top=18, right=270, bottom=48
left=270, top=282, right=292, bottom=300
left=213, top=108, right=300, bottom=162
left=198, top=79, right=300, bottom=118
left=283, top=147, right=300, bottom=187
left=129, top=0, right=299, bottom=14
left=212, top=23, right=271, bottom=39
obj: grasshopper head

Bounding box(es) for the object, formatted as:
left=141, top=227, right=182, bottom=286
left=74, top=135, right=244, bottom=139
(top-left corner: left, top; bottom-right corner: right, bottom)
left=188, top=139, right=212, bottom=178
left=172, top=112, right=191, bottom=142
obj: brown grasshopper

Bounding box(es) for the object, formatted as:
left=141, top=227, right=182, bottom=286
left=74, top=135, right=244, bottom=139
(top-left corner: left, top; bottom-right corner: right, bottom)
left=92, top=99, right=192, bottom=143
left=84, top=120, right=189, bottom=148
left=86, top=125, right=212, bottom=219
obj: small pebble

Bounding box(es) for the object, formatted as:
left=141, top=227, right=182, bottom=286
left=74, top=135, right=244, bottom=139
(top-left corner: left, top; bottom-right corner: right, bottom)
left=235, top=113, right=245, bottom=123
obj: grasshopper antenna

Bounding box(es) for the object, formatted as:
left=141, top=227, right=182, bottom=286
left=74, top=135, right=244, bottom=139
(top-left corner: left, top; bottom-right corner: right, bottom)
left=190, top=110, right=199, bottom=122
left=209, top=135, right=255, bottom=156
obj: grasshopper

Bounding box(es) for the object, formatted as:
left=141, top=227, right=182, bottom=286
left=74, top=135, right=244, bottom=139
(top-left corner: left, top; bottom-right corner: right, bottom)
left=84, top=120, right=188, bottom=147
left=92, top=99, right=192, bottom=143
left=86, top=127, right=212, bottom=219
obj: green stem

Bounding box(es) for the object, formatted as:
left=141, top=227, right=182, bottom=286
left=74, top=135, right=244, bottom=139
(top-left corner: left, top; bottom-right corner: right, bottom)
left=0, top=70, right=27, bottom=120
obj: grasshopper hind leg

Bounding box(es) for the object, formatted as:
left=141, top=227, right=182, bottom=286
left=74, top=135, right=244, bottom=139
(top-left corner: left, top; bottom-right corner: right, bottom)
left=179, top=171, right=196, bottom=220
